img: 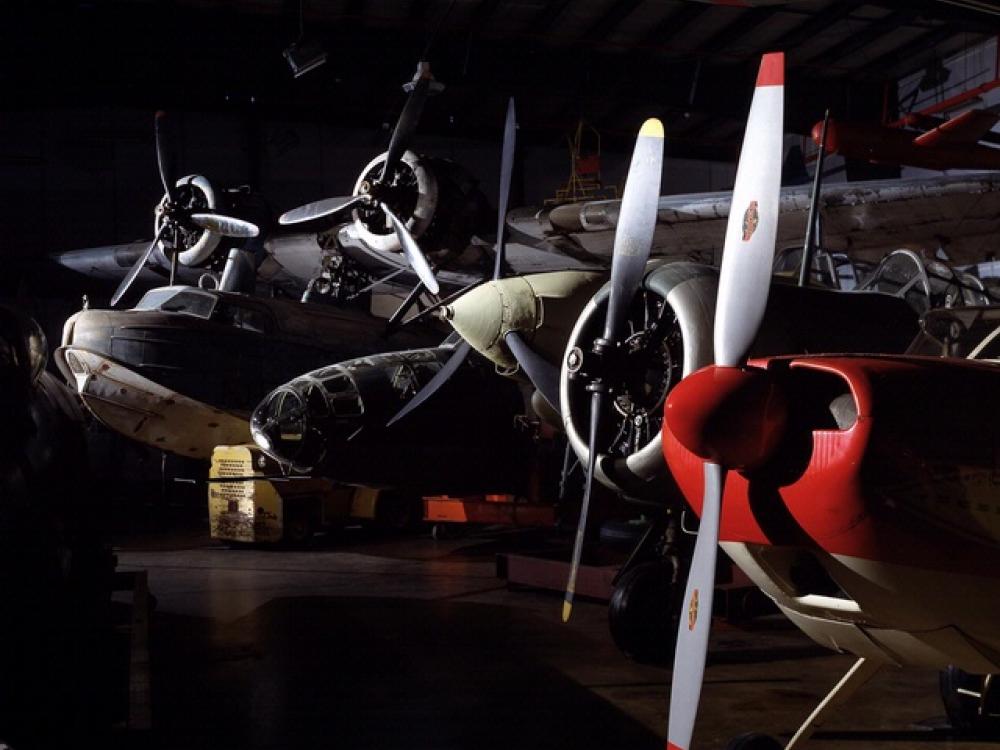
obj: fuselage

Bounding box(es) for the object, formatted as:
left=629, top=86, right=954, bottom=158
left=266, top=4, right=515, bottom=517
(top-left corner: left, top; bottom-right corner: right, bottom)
left=664, top=353, right=1000, bottom=673
left=56, top=285, right=439, bottom=459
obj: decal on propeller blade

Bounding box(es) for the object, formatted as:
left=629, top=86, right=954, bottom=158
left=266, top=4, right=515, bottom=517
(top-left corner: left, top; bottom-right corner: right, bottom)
left=688, top=588, right=699, bottom=631
left=742, top=200, right=759, bottom=242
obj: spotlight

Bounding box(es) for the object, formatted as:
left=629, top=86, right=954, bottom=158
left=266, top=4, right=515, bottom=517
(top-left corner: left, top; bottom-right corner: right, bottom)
left=282, top=38, right=327, bottom=78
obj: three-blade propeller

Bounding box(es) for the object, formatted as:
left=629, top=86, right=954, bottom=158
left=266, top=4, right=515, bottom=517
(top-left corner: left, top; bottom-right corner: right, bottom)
left=562, top=118, right=664, bottom=623
left=663, top=51, right=785, bottom=750
left=111, top=111, right=261, bottom=307
left=385, top=97, right=518, bottom=426
left=278, top=61, right=440, bottom=295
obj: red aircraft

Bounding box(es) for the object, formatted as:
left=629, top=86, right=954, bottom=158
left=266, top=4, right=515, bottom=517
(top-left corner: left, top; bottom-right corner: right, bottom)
left=813, top=80, right=1000, bottom=171
left=662, top=54, right=1000, bottom=749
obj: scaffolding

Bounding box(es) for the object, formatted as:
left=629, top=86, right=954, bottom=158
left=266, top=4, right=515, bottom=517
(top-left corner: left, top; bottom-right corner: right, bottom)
left=546, top=120, right=619, bottom=205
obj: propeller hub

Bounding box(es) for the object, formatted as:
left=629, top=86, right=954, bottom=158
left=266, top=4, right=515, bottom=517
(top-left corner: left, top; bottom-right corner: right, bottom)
left=664, top=364, right=787, bottom=471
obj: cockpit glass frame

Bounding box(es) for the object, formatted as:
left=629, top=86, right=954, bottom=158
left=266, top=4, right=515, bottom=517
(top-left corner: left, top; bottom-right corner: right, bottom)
left=135, top=287, right=218, bottom=319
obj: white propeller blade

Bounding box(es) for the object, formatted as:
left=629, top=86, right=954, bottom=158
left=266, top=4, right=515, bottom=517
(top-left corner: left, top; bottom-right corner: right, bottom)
left=190, top=213, right=260, bottom=238
left=714, top=52, right=785, bottom=368
left=665, top=51, right=784, bottom=750
left=381, top=202, right=440, bottom=295
left=278, top=195, right=364, bottom=226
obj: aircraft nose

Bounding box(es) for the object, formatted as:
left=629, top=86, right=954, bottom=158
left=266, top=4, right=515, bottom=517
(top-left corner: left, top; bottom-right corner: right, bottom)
left=251, top=386, right=313, bottom=467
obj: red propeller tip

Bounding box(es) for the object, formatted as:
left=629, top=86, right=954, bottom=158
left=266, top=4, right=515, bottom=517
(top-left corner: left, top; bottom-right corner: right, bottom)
left=756, top=52, right=784, bottom=87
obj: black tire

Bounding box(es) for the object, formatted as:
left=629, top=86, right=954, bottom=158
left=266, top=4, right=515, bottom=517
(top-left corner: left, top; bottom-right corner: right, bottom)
left=725, top=733, right=783, bottom=750
left=608, top=560, right=677, bottom=666
left=282, top=510, right=316, bottom=546
left=940, top=666, right=1000, bottom=735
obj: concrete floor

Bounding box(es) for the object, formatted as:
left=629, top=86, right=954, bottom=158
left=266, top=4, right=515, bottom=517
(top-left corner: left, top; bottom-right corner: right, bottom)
left=114, top=525, right=998, bottom=750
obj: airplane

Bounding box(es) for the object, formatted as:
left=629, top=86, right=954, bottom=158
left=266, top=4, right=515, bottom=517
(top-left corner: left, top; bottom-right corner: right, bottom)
left=50, top=64, right=499, bottom=304
left=813, top=108, right=1000, bottom=172
left=660, top=52, right=1000, bottom=750
left=55, top=280, right=440, bottom=462
left=247, top=336, right=532, bottom=496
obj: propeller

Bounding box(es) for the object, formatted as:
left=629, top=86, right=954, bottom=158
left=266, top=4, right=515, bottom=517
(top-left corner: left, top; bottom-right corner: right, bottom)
left=381, top=202, right=439, bottom=294
left=385, top=98, right=517, bottom=426
left=154, top=110, right=178, bottom=204
left=112, top=111, right=261, bottom=306
left=190, top=213, right=260, bottom=239
left=278, top=195, right=365, bottom=226
left=561, top=118, right=664, bottom=623
left=662, top=52, right=785, bottom=750
left=110, top=225, right=168, bottom=307
left=278, top=61, right=442, bottom=292
left=382, top=61, right=433, bottom=185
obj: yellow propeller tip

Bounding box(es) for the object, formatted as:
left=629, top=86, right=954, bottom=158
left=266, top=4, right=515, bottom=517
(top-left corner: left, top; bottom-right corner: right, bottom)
left=562, top=601, right=573, bottom=623
left=639, top=118, right=664, bottom=139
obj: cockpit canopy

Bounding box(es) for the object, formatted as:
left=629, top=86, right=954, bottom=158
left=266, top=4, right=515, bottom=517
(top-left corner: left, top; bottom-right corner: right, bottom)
left=134, top=286, right=274, bottom=333
left=908, top=306, right=1000, bottom=360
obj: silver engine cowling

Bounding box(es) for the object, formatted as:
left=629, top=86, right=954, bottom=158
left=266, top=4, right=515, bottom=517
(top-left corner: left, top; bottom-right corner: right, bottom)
left=560, top=262, right=718, bottom=498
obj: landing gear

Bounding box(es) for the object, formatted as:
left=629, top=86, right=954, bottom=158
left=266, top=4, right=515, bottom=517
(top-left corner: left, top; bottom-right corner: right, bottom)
left=939, top=666, right=1000, bottom=735
left=608, top=560, right=677, bottom=666
left=726, top=733, right=782, bottom=750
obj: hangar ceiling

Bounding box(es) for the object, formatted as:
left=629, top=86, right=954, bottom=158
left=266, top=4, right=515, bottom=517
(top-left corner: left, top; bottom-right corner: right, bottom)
left=4, top=1, right=1000, bottom=160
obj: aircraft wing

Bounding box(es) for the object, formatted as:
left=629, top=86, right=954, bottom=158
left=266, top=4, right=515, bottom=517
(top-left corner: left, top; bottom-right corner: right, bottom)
left=914, top=109, right=1000, bottom=147
left=514, top=172, right=1000, bottom=265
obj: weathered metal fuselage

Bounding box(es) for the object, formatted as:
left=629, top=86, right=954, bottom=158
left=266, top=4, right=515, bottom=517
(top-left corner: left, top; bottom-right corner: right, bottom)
left=56, top=287, right=439, bottom=459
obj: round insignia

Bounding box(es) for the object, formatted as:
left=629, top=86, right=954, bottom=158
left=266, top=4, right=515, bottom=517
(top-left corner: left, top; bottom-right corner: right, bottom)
left=742, top=200, right=759, bottom=242
left=688, top=588, right=699, bottom=631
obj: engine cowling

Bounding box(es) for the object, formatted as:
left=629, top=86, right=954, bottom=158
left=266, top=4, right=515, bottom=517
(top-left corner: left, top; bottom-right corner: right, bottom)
left=338, top=150, right=492, bottom=270
left=560, top=262, right=716, bottom=498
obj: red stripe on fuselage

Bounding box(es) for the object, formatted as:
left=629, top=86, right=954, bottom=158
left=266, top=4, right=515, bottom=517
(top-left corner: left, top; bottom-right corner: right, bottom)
left=663, top=355, right=1000, bottom=578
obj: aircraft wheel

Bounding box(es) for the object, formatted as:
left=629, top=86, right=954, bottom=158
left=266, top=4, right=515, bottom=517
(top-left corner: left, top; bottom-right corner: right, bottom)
left=725, top=732, right=783, bottom=750
left=282, top=510, right=316, bottom=546
left=608, top=560, right=677, bottom=666
left=939, top=666, right=1000, bottom=735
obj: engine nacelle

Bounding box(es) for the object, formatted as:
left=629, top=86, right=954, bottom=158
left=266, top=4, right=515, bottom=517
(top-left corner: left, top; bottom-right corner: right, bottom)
left=560, top=261, right=921, bottom=499
left=339, top=150, right=492, bottom=268
left=561, top=262, right=716, bottom=498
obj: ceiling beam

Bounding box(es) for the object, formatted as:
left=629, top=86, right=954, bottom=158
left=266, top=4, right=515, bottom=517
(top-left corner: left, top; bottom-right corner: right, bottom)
left=697, top=6, right=782, bottom=55
left=581, top=0, right=646, bottom=44
left=800, top=7, right=921, bottom=67
left=529, top=0, right=576, bottom=34
left=639, top=3, right=711, bottom=51
left=857, top=24, right=969, bottom=79
left=760, top=1, right=862, bottom=53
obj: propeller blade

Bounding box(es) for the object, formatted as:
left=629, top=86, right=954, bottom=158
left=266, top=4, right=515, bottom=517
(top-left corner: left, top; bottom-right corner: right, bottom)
left=381, top=202, right=440, bottom=295
left=603, top=118, right=664, bottom=343
left=493, top=98, right=517, bottom=280
left=110, top=225, right=167, bottom=307
left=382, top=63, right=432, bottom=184
left=154, top=111, right=178, bottom=204
left=189, top=213, right=260, bottom=238
left=714, top=52, right=785, bottom=368
left=386, top=341, right=471, bottom=427
left=664, top=52, right=785, bottom=750
left=278, top=195, right=365, bottom=226
left=562, top=118, right=664, bottom=622
left=666, top=462, right=724, bottom=750
left=562, top=388, right=603, bottom=622
left=504, top=330, right=559, bottom=414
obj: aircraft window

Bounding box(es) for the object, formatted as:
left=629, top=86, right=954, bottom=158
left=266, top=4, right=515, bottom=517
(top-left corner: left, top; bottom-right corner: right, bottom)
left=212, top=301, right=275, bottom=333
left=304, top=383, right=329, bottom=418
left=321, top=374, right=354, bottom=393
left=138, top=288, right=218, bottom=318
left=232, top=305, right=274, bottom=333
